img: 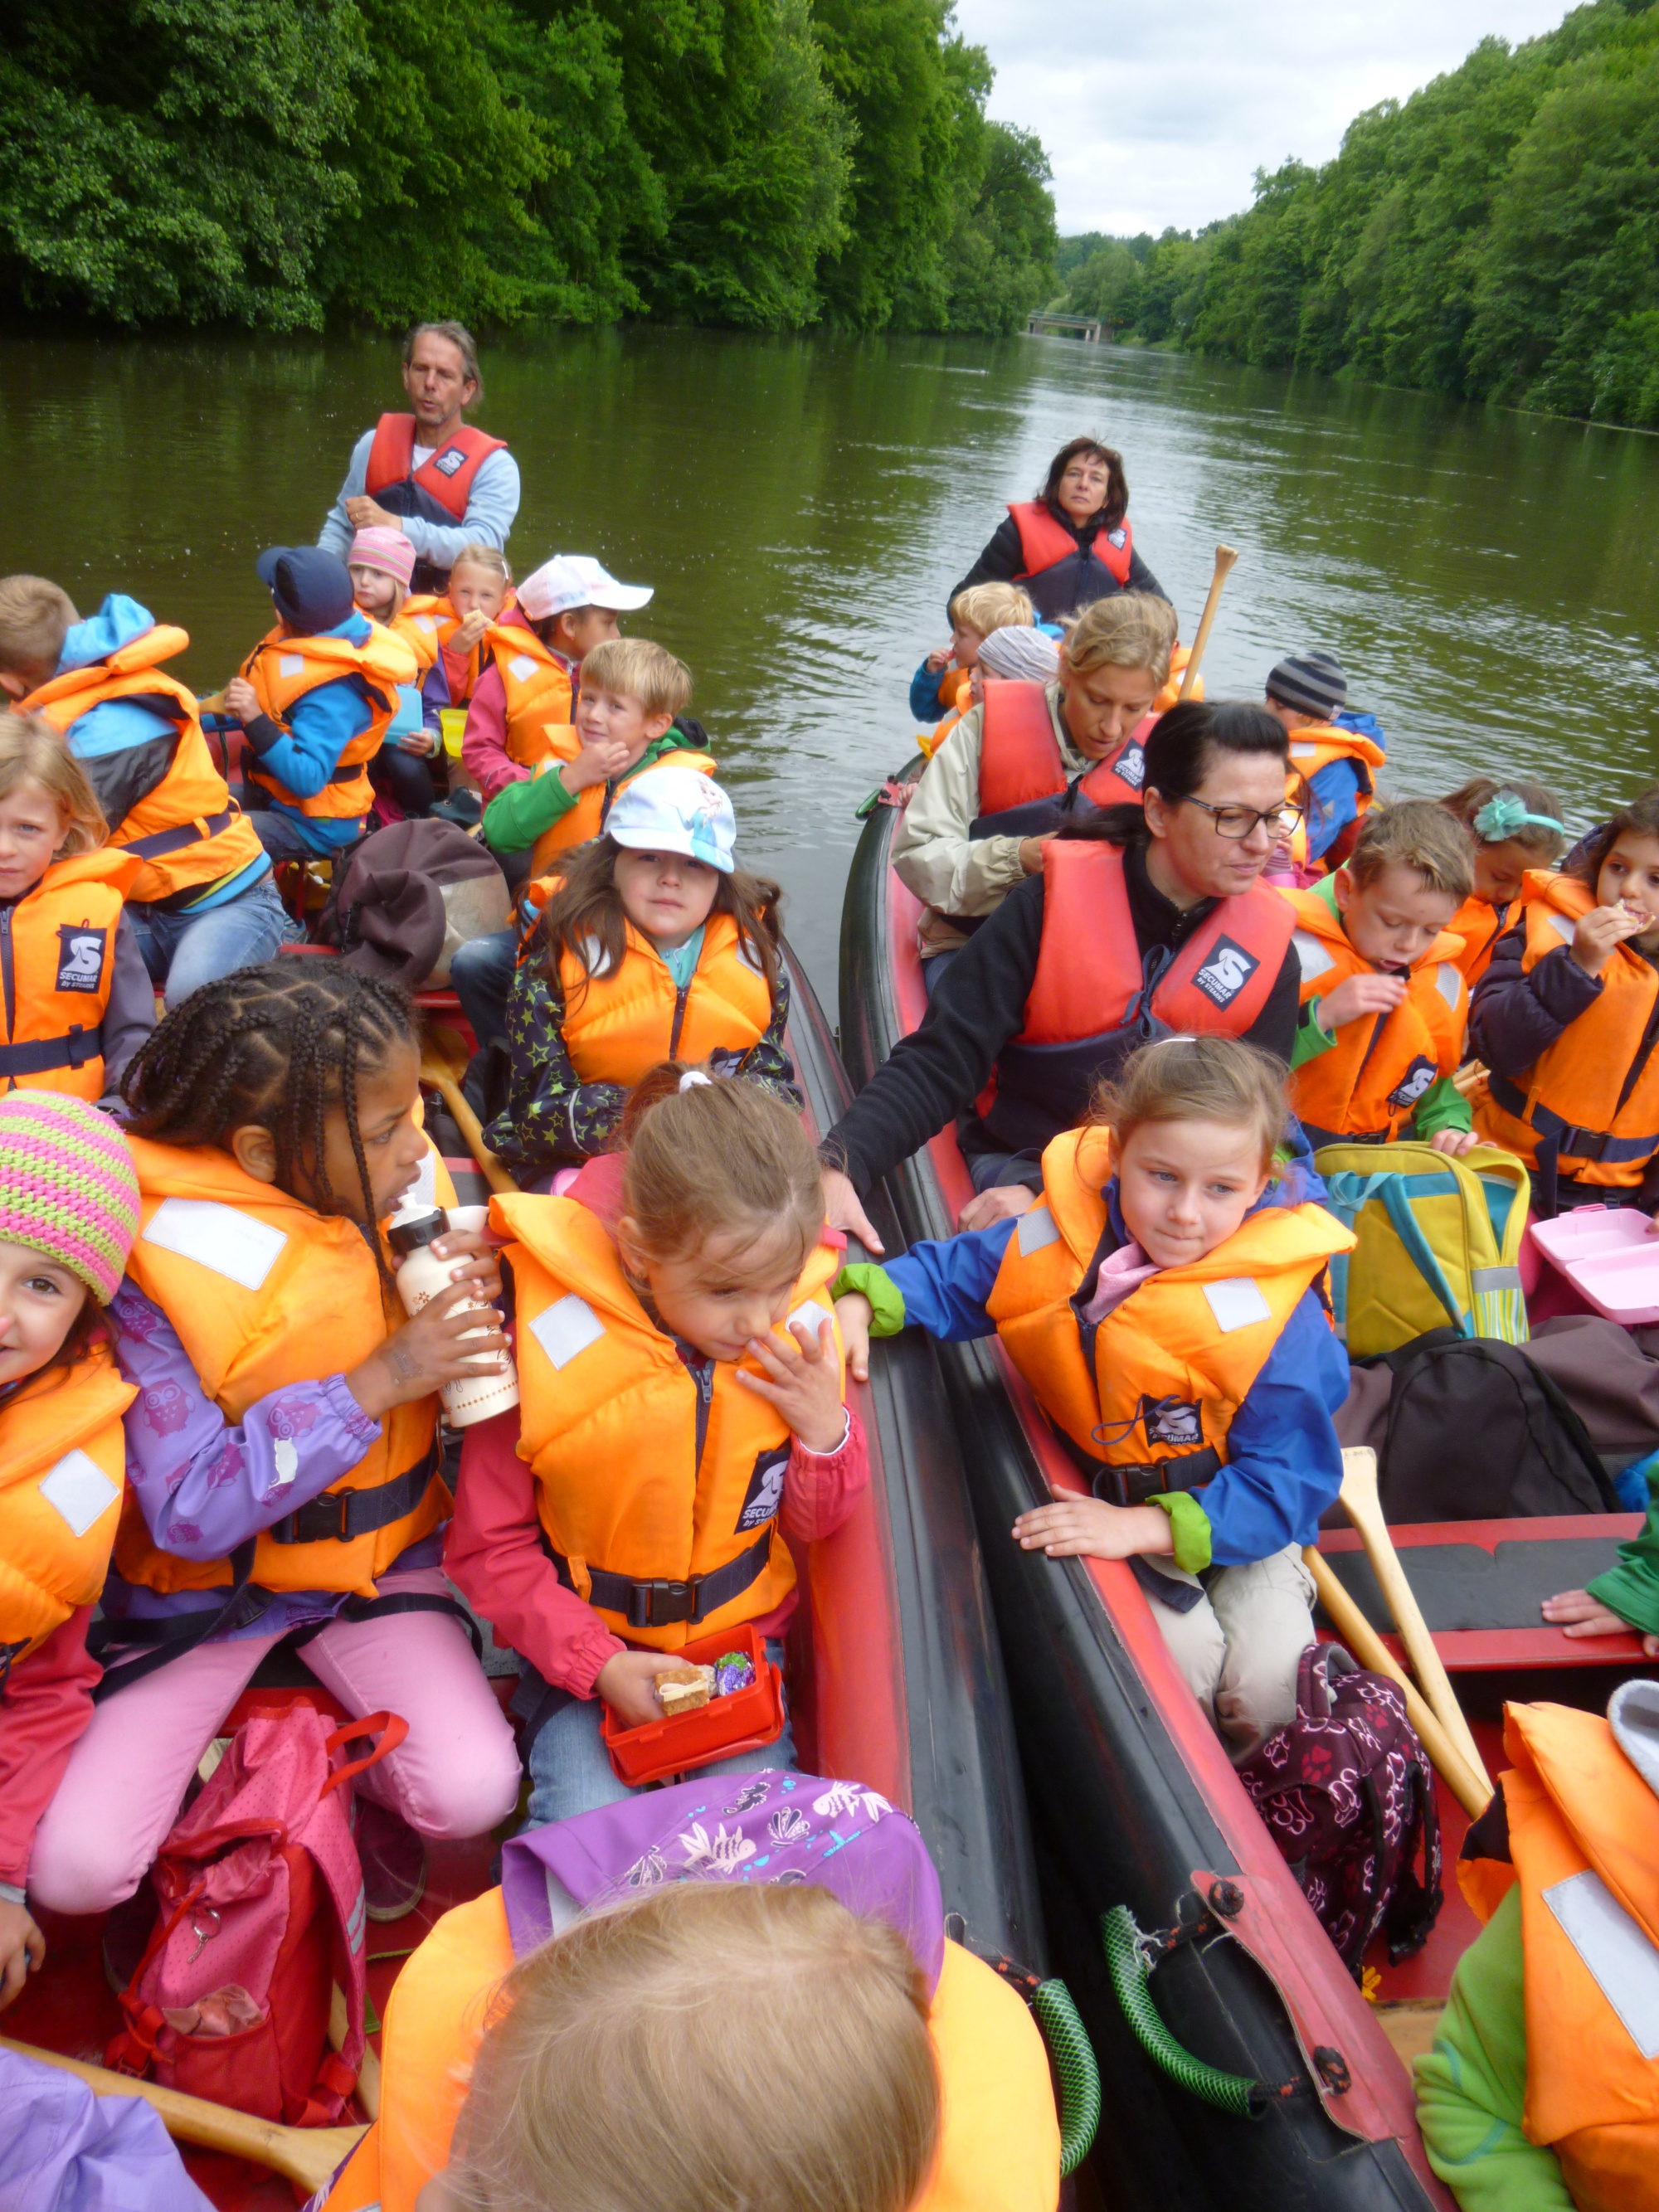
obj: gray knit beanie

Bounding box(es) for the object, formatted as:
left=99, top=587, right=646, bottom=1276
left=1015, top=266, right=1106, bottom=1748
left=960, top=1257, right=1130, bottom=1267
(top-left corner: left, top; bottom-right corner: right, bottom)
left=1266, top=649, right=1347, bottom=718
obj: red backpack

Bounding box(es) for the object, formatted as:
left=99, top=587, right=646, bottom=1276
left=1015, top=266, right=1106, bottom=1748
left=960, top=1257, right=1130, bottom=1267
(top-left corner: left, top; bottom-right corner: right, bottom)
left=108, top=1703, right=406, bottom=2124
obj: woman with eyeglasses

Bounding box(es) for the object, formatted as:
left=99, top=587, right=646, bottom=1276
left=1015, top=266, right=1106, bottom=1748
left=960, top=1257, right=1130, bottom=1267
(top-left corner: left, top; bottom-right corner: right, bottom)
left=824, top=703, right=1303, bottom=1244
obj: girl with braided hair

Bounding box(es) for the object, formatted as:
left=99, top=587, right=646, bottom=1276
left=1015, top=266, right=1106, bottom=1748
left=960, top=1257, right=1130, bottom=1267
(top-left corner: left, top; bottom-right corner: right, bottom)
left=27, top=961, right=522, bottom=1926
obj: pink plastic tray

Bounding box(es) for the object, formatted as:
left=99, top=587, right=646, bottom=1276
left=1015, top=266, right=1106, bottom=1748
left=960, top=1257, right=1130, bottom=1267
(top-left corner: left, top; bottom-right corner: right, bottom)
left=1527, top=1206, right=1659, bottom=1325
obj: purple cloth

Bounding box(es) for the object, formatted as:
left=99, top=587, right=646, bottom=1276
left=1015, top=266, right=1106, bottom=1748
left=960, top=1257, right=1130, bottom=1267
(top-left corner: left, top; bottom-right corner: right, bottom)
left=0, top=2047, right=216, bottom=2212
left=502, top=1770, right=946, bottom=1995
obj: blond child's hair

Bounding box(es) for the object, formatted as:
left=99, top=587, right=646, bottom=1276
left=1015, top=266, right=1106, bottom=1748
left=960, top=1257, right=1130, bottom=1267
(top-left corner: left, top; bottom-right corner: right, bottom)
left=947, top=581, right=1034, bottom=636
left=1348, top=799, right=1475, bottom=902
left=447, top=1884, right=939, bottom=2212
left=449, top=542, right=512, bottom=585
left=579, top=637, right=692, bottom=721
left=0, top=713, right=107, bottom=857
left=1062, top=592, right=1176, bottom=689
left=0, top=576, right=79, bottom=681
left=618, top=1062, right=824, bottom=1267
left=1090, top=1034, right=1290, bottom=1174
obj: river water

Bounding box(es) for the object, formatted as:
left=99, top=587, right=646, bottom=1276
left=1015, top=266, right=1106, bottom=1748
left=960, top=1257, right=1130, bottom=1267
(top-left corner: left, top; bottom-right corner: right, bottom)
left=3, top=326, right=1657, bottom=1008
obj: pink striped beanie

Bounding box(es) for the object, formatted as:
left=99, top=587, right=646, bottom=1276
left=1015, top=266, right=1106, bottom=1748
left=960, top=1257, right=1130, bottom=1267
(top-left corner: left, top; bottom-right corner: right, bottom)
left=0, top=1093, right=140, bottom=1305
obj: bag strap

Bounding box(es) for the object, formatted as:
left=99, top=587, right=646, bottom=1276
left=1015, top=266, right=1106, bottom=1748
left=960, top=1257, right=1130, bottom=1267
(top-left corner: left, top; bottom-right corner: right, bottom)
left=1374, top=1175, right=1472, bottom=1334
left=319, top=1709, right=411, bottom=1799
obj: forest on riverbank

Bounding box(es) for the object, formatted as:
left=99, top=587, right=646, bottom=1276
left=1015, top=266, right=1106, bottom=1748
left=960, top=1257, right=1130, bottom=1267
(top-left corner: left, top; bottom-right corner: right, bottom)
left=1055, top=0, right=1659, bottom=429
left=0, top=0, right=1055, bottom=336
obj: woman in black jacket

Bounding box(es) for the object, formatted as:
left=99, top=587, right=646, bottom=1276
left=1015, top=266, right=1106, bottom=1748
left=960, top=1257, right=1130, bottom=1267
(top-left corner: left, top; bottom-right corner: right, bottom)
left=951, top=435, right=1165, bottom=621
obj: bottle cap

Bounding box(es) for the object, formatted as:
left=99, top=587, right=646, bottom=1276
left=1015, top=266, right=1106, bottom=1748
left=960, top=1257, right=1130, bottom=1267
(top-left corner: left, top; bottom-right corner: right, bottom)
left=387, top=1208, right=448, bottom=1256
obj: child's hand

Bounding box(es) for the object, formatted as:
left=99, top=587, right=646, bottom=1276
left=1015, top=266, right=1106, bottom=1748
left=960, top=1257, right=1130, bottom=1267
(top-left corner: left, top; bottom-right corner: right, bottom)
left=1571, top=902, right=1646, bottom=977
left=396, top=725, right=437, bottom=756
left=348, top=1281, right=510, bottom=1418
left=926, top=645, right=952, bottom=673
left=1428, top=1129, right=1478, bottom=1156
left=0, top=1898, right=44, bottom=2010
left=735, top=1315, right=846, bottom=1453
left=453, top=609, right=491, bottom=654
left=1013, top=1498, right=1172, bottom=1561
left=957, top=1184, right=1034, bottom=1233
left=561, top=732, right=634, bottom=795
left=416, top=1228, right=504, bottom=1307
left=1317, top=972, right=1408, bottom=1028
left=223, top=676, right=260, bottom=726
left=834, top=1292, right=873, bottom=1383
left=1542, top=1587, right=1659, bottom=1655
left=595, top=1650, right=688, bottom=1730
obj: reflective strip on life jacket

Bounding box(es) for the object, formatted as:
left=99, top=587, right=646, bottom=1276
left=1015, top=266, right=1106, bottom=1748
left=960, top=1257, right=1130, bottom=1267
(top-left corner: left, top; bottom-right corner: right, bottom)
left=557, top=909, right=773, bottom=1087
left=0, top=1345, right=135, bottom=1660
left=0, top=851, right=139, bottom=1101
left=364, top=414, right=509, bottom=525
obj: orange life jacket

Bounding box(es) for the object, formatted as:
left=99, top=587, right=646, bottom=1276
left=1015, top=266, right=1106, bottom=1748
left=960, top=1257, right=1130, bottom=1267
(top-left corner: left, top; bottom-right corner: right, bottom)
left=978, top=839, right=1297, bottom=1155
left=493, top=1191, right=844, bottom=1651
left=1006, top=500, right=1133, bottom=620
left=1447, top=892, right=1514, bottom=992
left=22, top=629, right=267, bottom=908
left=401, top=591, right=496, bottom=707
left=1151, top=644, right=1201, bottom=713
left=319, top=1889, right=1062, bottom=2212
left=1284, top=722, right=1386, bottom=873
left=485, top=623, right=574, bottom=769
left=239, top=622, right=417, bottom=822
left=527, top=738, right=720, bottom=879
left=364, top=414, right=508, bottom=526
left=985, top=1124, right=1350, bottom=1500
left=1474, top=871, right=1659, bottom=1190
left=552, top=909, right=776, bottom=1087
left=386, top=600, right=441, bottom=673
left=114, top=1137, right=452, bottom=1601
left=919, top=667, right=975, bottom=761
left=1286, top=887, right=1468, bottom=1145
left=0, top=850, right=140, bottom=1100
left=1457, top=1700, right=1659, bottom=2211
left=0, top=1343, right=135, bottom=1672
left=971, top=680, right=1147, bottom=834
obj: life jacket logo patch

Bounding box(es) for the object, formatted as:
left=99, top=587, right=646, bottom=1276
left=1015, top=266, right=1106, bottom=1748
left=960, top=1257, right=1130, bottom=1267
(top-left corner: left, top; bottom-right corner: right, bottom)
left=432, top=445, right=467, bottom=478
left=1388, top=1056, right=1439, bottom=1111
left=1108, top=527, right=1127, bottom=548
left=1141, top=1396, right=1201, bottom=1450
left=56, top=927, right=106, bottom=992
left=1191, top=936, right=1259, bottom=1009
left=1113, top=742, right=1146, bottom=792
left=736, top=1443, right=789, bottom=1534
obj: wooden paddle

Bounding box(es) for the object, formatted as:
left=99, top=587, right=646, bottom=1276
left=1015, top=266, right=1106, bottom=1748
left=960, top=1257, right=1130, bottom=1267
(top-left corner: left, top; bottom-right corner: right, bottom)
left=0, top=2034, right=367, bottom=2194
left=421, top=1023, right=517, bottom=1196
left=1303, top=1548, right=1490, bottom=1821
left=1177, top=544, right=1239, bottom=700
left=1339, top=1447, right=1492, bottom=1794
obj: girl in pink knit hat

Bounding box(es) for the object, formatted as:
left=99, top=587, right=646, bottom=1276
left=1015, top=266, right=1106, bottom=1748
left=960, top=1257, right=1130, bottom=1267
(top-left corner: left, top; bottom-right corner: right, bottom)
left=348, top=527, right=444, bottom=820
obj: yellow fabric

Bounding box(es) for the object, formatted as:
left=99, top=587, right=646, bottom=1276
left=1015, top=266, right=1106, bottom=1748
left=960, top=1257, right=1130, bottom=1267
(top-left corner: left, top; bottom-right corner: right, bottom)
left=494, top=1191, right=845, bottom=1650
left=323, top=1894, right=1060, bottom=2212
left=240, top=621, right=418, bottom=820
left=528, top=741, right=719, bottom=877
left=0, top=1345, right=135, bottom=1658
left=114, top=1136, right=448, bottom=1598
left=557, top=910, right=774, bottom=1086
left=985, top=1125, right=1352, bottom=1471
left=0, top=851, right=139, bottom=1100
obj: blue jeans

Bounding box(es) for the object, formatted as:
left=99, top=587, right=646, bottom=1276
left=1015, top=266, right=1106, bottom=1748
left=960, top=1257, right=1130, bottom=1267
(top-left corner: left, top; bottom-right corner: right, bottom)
left=450, top=927, right=518, bottom=1050
left=253, top=809, right=364, bottom=866
left=520, top=1639, right=795, bottom=1827
left=128, top=874, right=303, bottom=1009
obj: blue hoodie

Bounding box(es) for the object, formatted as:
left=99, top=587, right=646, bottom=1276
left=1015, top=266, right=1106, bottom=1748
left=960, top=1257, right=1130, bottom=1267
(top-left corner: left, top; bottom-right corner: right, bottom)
left=242, top=610, right=378, bottom=853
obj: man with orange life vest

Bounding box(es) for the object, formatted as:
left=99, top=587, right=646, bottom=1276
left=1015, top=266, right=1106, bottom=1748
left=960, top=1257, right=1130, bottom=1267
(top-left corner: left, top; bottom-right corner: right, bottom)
left=222, top=547, right=418, bottom=867
left=0, top=577, right=295, bottom=1006
left=950, top=435, right=1166, bottom=622
left=823, top=702, right=1305, bottom=1250
left=1262, top=649, right=1387, bottom=878
left=1416, top=1675, right=1659, bottom=2211
left=1287, top=800, right=1479, bottom=1154
left=318, top=322, right=519, bottom=595
left=893, top=595, right=1177, bottom=994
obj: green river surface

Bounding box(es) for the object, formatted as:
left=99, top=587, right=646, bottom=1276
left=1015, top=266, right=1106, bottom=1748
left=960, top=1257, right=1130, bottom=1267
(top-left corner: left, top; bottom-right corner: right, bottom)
left=3, top=325, right=1657, bottom=1012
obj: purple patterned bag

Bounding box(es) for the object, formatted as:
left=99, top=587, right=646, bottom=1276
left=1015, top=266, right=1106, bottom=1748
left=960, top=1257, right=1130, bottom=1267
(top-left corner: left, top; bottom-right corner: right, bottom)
left=1237, top=1644, right=1443, bottom=1975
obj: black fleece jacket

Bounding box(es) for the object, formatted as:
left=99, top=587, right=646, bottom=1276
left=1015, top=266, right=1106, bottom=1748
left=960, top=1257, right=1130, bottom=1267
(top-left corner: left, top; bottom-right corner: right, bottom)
left=826, top=839, right=1302, bottom=1195
left=949, top=513, right=1165, bottom=617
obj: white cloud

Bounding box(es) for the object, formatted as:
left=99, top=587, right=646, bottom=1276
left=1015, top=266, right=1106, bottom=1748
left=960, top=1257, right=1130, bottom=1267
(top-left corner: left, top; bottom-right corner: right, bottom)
left=953, top=0, right=1575, bottom=236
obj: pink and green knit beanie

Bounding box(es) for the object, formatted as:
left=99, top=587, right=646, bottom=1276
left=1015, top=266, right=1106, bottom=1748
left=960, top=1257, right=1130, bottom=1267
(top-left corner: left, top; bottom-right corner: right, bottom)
left=0, top=1092, right=140, bottom=1305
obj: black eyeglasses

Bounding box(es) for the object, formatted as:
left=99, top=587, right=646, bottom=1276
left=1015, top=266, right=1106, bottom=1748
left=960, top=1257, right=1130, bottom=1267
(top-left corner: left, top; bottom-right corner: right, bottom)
left=1177, top=795, right=1306, bottom=841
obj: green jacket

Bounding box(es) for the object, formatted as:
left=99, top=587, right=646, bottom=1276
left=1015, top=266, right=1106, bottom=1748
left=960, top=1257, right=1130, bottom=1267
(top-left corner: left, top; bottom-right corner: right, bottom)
left=482, top=722, right=710, bottom=857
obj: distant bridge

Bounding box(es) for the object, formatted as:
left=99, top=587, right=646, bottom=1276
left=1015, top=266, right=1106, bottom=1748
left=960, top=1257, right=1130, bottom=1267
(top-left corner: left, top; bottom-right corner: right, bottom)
left=1025, top=313, right=1116, bottom=343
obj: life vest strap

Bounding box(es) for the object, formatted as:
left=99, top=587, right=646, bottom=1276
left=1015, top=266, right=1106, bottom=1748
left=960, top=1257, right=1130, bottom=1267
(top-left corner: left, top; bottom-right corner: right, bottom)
left=1486, top=1073, right=1659, bottom=1163
left=1090, top=1444, right=1222, bottom=1510
left=0, top=1025, right=103, bottom=1078
left=269, top=1441, right=440, bottom=1547
left=551, top=1527, right=774, bottom=1630
left=0, top=1638, right=26, bottom=1694
left=89, top=1540, right=263, bottom=1702
left=122, top=805, right=237, bottom=862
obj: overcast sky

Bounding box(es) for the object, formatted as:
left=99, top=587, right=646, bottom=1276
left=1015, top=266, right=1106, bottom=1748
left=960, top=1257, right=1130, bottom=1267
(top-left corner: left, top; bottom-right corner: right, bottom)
left=952, top=0, right=1574, bottom=239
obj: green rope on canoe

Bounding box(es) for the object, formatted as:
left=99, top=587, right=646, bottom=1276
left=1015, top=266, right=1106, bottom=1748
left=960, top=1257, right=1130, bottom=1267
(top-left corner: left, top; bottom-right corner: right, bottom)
left=1031, top=1977, right=1100, bottom=2175
left=1101, top=1905, right=1263, bottom=2119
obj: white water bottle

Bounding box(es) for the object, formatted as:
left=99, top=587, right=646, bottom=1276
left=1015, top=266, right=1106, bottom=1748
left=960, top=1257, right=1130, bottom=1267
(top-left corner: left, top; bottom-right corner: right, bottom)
left=389, top=1208, right=519, bottom=1427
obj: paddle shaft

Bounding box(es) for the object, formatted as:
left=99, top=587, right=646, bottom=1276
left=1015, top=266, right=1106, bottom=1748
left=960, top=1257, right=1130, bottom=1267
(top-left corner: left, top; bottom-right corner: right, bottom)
left=422, top=1058, right=517, bottom=1197
left=1177, top=545, right=1238, bottom=700
left=1303, top=1549, right=1491, bottom=1821
left=0, top=2034, right=366, bottom=2193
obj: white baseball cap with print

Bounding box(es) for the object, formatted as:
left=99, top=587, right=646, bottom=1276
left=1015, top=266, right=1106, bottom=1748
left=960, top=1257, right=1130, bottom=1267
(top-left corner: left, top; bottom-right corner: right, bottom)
left=605, top=766, right=737, bottom=875
left=518, top=554, right=654, bottom=621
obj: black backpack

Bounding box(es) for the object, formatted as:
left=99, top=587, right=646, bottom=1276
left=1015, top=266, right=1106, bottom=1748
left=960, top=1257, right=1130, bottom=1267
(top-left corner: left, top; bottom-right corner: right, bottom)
left=1357, top=1328, right=1621, bottom=1522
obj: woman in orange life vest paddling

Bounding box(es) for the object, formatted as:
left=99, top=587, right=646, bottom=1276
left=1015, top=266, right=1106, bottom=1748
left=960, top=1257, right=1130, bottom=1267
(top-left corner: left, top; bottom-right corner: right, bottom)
left=26, top=963, right=521, bottom=1924
left=893, top=594, right=1177, bottom=994
left=1438, top=779, right=1566, bottom=991
left=1472, top=784, right=1659, bottom=1218
left=486, top=767, right=800, bottom=1183
left=346, top=527, right=446, bottom=823
left=0, top=714, right=153, bottom=1103
left=834, top=1037, right=1352, bottom=1759
left=823, top=702, right=1303, bottom=1250
left=319, top=1783, right=1060, bottom=2212
left=950, top=435, right=1166, bottom=622
left=445, top=1068, right=866, bottom=1825
left=0, top=1095, right=141, bottom=2015
left=0, top=576, right=294, bottom=1009
left=1286, top=800, right=1479, bottom=1154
